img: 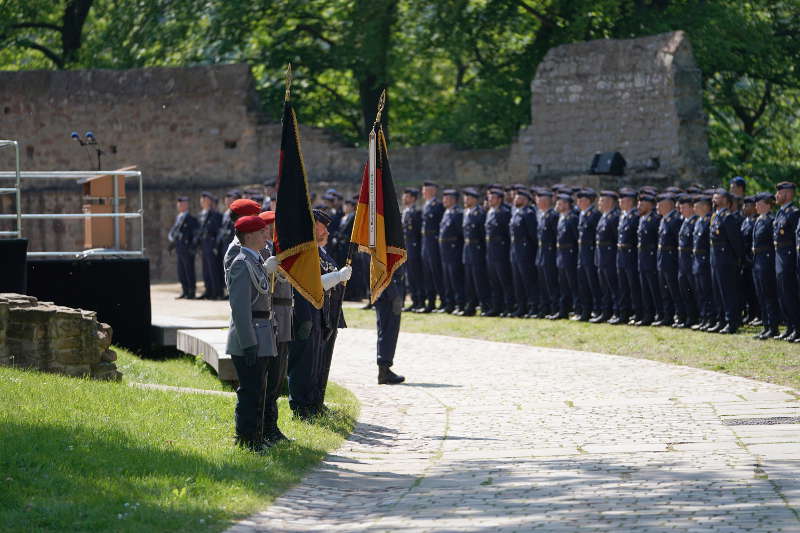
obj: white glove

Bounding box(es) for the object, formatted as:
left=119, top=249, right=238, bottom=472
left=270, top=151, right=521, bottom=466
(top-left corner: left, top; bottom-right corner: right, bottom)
left=321, top=271, right=341, bottom=291
left=263, top=255, right=280, bottom=274
left=338, top=265, right=352, bottom=282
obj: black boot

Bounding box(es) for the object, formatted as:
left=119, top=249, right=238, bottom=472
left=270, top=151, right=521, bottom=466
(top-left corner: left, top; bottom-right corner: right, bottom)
left=378, top=365, right=405, bottom=385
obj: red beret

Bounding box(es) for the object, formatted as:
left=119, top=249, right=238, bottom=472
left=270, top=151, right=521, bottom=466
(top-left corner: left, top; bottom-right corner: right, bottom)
left=230, top=198, right=261, bottom=216
left=234, top=215, right=266, bottom=233
left=258, top=211, right=276, bottom=224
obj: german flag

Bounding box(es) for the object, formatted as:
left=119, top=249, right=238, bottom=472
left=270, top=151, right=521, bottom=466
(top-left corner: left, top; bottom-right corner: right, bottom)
left=351, top=124, right=407, bottom=303
left=274, top=100, right=323, bottom=309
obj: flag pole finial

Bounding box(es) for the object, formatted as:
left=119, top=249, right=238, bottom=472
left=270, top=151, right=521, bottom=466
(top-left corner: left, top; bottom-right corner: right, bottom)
left=373, top=89, right=386, bottom=128
left=284, top=63, right=293, bottom=102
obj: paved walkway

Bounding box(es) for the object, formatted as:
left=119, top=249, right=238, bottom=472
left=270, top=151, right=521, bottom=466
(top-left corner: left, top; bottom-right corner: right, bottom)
left=229, top=329, right=800, bottom=532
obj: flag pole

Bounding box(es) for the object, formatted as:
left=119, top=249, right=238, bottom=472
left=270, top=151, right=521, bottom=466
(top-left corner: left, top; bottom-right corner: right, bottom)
left=345, top=89, right=386, bottom=286
left=272, top=63, right=292, bottom=294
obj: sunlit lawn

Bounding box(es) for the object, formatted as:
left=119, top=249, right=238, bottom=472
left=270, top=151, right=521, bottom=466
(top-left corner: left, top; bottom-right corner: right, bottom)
left=0, top=352, right=358, bottom=532
left=344, top=306, right=800, bottom=390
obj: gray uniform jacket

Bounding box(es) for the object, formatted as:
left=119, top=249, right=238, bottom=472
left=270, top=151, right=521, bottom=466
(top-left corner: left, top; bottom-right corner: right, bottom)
left=225, top=237, right=293, bottom=343
left=225, top=247, right=277, bottom=357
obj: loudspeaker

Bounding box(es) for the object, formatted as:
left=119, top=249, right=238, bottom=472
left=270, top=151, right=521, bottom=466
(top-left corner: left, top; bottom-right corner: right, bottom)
left=590, top=152, right=626, bottom=176
left=27, top=258, right=152, bottom=353
left=0, top=239, right=28, bottom=293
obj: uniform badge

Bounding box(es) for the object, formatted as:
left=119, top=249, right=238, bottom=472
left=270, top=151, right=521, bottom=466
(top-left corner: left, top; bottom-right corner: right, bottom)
left=781, top=229, right=785, bottom=235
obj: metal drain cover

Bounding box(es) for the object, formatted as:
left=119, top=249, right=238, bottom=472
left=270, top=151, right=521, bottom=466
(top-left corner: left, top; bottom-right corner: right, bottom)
left=722, top=416, right=800, bottom=426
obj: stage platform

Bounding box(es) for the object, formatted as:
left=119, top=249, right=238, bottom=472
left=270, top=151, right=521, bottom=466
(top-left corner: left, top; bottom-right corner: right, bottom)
left=151, top=315, right=228, bottom=347
left=176, top=327, right=235, bottom=381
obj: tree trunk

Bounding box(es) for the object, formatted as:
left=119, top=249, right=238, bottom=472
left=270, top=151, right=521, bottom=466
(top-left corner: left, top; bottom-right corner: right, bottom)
left=351, top=0, right=397, bottom=140
left=61, top=0, right=94, bottom=67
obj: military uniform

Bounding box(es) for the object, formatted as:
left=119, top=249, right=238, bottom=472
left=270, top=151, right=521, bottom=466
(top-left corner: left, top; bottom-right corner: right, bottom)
left=740, top=210, right=760, bottom=324
left=536, top=204, right=560, bottom=317
left=439, top=202, right=465, bottom=312
left=225, top=245, right=279, bottom=449
left=775, top=197, right=800, bottom=338
left=402, top=200, right=424, bottom=310
left=375, top=271, right=404, bottom=368
left=485, top=203, right=514, bottom=316
left=657, top=206, right=683, bottom=325
left=615, top=206, right=641, bottom=324
left=594, top=205, right=620, bottom=322
left=577, top=202, right=602, bottom=320
left=168, top=207, right=199, bottom=298
left=677, top=211, right=699, bottom=326
left=287, top=245, right=347, bottom=417
left=462, top=201, right=491, bottom=315
left=421, top=197, right=445, bottom=311
left=509, top=201, right=538, bottom=317
left=637, top=206, right=661, bottom=324
left=554, top=205, right=579, bottom=318
left=197, top=204, right=224, bottom=299
left=709, top=206, right=744, bottom=333
left=692, top=212, right=714, bottom=328
left=752, top=208, right=780, bottom=338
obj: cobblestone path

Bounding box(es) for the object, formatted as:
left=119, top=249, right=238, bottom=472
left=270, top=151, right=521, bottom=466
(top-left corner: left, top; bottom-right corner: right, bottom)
left=229, top=329, right=800, bottom=532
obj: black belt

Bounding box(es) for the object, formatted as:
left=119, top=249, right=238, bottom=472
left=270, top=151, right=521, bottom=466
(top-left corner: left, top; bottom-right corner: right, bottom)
left=439, top=237, right=458, bottom=243
left=618, top=243, right=633, bottom=249
left=693, top=248, right=709, bottom=255
left=775, top=242, right=792, bottom=249
left=678, top=246, right=690, bottom=252
left=752, top=247, right=772, bottom=254
left=557, top=243, right=575, bottom=249
left=596, top=241, right=614, bottom=247
left=638, top=245, right=656, bottom=250
left=273, top=297, right=292, bottom=306
left=658, top=245, right=677, bottom=251
left=252, top=311, right=272, bottom=319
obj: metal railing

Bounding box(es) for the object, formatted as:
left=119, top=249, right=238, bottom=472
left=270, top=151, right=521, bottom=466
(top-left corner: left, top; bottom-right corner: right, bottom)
left=0, top=169, right=145, bottom=258
left=0, top=140, right=22, bottom=238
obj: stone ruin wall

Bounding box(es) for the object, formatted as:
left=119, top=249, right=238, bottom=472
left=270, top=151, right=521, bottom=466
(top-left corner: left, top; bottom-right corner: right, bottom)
left=0, top=293, right=120, bottom=380
left=0, top=31, right=712, bottom=281
left=509, top=30, right=714, bottom=186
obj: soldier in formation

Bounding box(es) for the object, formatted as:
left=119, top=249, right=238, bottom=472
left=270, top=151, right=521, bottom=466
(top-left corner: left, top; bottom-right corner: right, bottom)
left=399, top=178, right=800, bottom=341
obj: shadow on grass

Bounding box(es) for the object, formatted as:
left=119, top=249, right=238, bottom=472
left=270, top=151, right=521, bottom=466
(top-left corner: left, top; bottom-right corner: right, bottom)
left=0, top=413, right=351, bottom=533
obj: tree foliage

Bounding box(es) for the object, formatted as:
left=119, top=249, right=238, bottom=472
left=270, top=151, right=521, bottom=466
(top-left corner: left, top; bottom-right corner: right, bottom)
left=1, top=0, right=798, bottom=183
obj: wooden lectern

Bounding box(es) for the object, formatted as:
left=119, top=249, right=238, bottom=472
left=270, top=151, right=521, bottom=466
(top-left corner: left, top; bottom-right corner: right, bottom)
left=81, top=166, right=135, bottom=249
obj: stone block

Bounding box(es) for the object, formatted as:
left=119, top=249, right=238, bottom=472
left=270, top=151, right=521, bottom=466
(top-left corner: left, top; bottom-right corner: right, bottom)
left=0, top=293, right=121, bottom=380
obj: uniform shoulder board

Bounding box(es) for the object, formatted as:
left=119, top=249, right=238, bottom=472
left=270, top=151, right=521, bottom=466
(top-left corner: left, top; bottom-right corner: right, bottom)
left=790, top=205, right=799, bottom=212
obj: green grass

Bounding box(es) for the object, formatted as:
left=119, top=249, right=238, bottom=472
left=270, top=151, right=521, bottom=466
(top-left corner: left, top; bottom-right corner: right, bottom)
left=0, top=364, right=358, bottom=532
left=115, top=347, right=232, bottom=392
left=344, top=307, right=800, bottom=390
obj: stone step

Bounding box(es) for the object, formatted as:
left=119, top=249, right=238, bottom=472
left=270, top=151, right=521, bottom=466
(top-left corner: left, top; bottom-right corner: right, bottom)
left=176, top=328, right=235, bottom=381
left=151, top=314, right=228, bottom=347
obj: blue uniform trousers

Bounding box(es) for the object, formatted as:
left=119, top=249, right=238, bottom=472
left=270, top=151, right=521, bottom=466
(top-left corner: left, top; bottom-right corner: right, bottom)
left=577, top=264, right=602, bottom=316
left=694, top=269, right=713, bottom=323
left=639, top=270, right=660, bottom=321
left=405, top=255, right=425, bottom=307
left=176, top=248, right=196, bottom=296
left=288, top=310, right=323, bottom=410
left=777, top=268, right=800, bottom=329
left=464, top=260, right=491, bottom=311
left=753, top=267, right=779, bottom=328
left=557, top=259, right=578, bottom=315
left=487, top=258, right=514, bottom=313
left=741, top=266, right=759, bottom=321
left=712, top=263, right=740, bottom=328
left=617, top=267, right=641, bottom=320
left=678, top=271, right=697, bottom=324
left=376, top=282, right=402, bottom=367
left=659, top=269, right=683, bottom=323
left=597, top=267, right=618, bottom=315
left=510, top=257, right=537, bottom=315
left=201, top=243, right=223, bottom=297
left=537, top=262, right=558, bottom=315
left=422, top=245, right=444, bottom=307
left=441, top=260, right=465, bottom=310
